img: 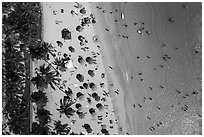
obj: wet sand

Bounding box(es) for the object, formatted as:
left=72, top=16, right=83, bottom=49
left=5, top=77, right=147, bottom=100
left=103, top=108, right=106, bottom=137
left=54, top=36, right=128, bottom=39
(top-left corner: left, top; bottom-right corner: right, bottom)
left=90, top=3, right=129, bottom=134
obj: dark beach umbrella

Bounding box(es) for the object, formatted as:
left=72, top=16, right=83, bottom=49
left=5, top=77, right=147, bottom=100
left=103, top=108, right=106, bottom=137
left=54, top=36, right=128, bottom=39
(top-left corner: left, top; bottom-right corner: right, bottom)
left=76, top=92, right=84, bottom=100
left=89, top=82, right=97, bottom=91
left=88, top=69, right=95, bottom=77
left=82, top=124, right=92, bottom=133
left=56, top=41, right=63, bottom=47
left=101, top=128, right=109, bottom=135
left=96, top=103, right=103, bottom=111
left=75, top=103, right=82, bottom=109
left=86, top=57, right=94, bottom=64
left=68, top=46, right=75, bottom=53
left=61, top=28, right=71, bottom=40
left=83, top=82, right=89, bottom=89
left=92, top=92, right=98, bottom=98
left=92, top=92, right=100, bottom=101
left=78, top=56, right=85, bottom=65
left=80, top=7, right=86, bottom=15
left=76, top=74, right=84, bottom=82
left=94, top=96, right=100, bottom=101
left=76, top=25, right=84, bottom=32
left=89, top=108, right=96, bottom=115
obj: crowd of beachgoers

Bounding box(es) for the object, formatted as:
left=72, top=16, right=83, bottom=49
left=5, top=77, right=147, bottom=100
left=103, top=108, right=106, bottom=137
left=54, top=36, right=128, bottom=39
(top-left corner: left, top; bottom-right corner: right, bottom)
left=30, top=2, right=122, bottom=135
left=2, top=2, right=202, bottom=135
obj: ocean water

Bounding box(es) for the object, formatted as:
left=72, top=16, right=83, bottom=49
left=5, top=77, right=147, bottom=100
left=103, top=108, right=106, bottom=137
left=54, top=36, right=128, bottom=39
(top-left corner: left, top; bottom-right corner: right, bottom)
left=91, top=2, right=202, bottom=135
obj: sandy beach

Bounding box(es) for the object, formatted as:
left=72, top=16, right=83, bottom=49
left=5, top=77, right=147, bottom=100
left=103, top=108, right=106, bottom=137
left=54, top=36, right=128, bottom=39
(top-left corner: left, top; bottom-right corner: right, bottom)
left=34, top=2, right=122, bottom=134
left=2, top=2, right=202, bottom=135
left=32, top=2, right=202, bottom=135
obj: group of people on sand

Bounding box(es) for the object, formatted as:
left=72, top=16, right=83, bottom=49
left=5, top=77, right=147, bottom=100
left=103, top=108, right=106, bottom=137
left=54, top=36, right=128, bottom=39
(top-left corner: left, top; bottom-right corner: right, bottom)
left=66, top=2, right=117, bottom=135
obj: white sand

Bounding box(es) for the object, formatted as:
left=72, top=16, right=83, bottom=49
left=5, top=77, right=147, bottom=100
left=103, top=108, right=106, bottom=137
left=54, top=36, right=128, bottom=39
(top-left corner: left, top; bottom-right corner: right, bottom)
left=36, top=2, right=120, bottom=134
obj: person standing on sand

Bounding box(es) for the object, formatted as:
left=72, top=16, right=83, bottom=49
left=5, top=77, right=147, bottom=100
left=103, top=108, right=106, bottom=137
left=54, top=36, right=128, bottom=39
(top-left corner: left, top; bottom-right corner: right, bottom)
left=74, top=2, right=82, bottom=9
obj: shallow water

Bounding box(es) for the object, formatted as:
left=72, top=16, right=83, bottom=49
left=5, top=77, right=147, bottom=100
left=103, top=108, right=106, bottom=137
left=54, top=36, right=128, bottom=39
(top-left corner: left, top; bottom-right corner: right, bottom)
left=91, top=2, right=202, bottom=134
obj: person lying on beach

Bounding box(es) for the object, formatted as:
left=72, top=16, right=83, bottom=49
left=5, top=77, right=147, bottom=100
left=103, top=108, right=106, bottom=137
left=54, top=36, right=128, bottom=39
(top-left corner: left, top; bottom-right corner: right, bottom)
left=70, top=10, right=78, bottom=16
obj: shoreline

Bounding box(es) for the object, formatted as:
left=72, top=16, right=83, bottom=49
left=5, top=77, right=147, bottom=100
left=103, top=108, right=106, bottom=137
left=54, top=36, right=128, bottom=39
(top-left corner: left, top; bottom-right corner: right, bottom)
left=89, top=2, right=131, bottom=134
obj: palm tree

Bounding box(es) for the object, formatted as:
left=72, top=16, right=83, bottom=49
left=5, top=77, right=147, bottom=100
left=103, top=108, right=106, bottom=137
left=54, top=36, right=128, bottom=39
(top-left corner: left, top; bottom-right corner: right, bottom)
left=29, top=41, right=57, bottom=61
left=5, top=97, right=30, bottom=135
left=56, top=96, right=76, bottom=118
left=53, top=120, right=71, bottom=135
left=52, top=56, right=69, bottom=72
left=2, top=2, right=50, bottom=135
left=36, top=108, right=52, bottom=125
left=31, top=90, right=48, bottom=109
left=31, top=64, right=61, bottom=91
left=31, top=122, right=51, bottom=135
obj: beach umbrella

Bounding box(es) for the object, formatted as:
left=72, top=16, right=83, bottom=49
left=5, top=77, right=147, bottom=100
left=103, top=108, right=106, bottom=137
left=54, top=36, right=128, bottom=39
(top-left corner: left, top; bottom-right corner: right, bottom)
left=75, top=103, right=82, bottom=109
left=82, top=124, right=92, bottom=133
left=89, top=82, right=97, bottom=91
left=76, top=73, right=84, bottom=82
left=78, top=56, right=86, bottom=65
left=68, top=46, right=75, bottom=53
left=61, top=28, right=71, bottom=40
left=56, top=41, right=63, bottom=47
left=96, top=103, right=103, bottom=111
left=76, top=92, right=84, bottom=100
left=79, top=7, right=86, bottom=15
left=83, top=82, right=89, bottom=89
left=101, top=128, right=109, bottom=135
left=88, top=69, right=95, bottom=77
left=76, top=25, right=84, bottom=32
